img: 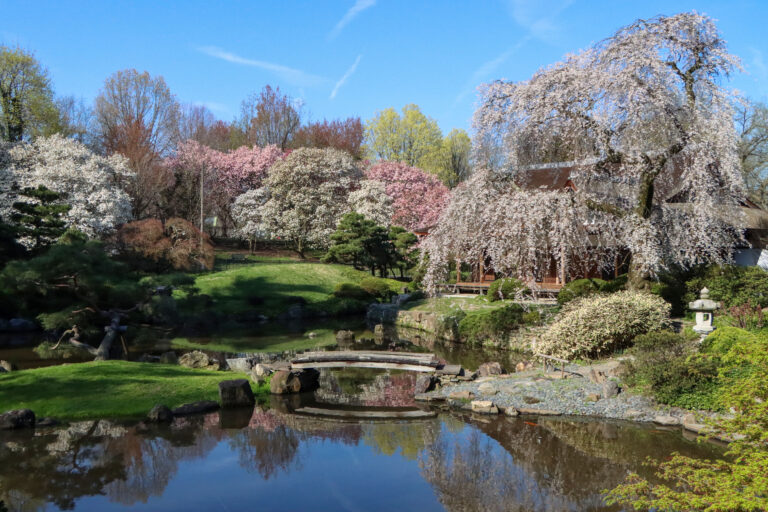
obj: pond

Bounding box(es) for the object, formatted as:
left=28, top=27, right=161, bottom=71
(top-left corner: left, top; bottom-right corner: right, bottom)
left=0, top=400, right=723, bottom=512
left=0, top=319, right=725, bottom=511
left=0, top=317, right=527, bottom=372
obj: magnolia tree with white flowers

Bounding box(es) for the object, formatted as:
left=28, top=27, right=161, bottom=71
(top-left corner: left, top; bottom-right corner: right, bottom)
left=424, top=12, right=746, bottom=292
left=0, top=134, right=133, bottom=238
left=231, top=187, right=270, bottom=252
left=347, top=179, right=394, bottom=227
left=259, top=147, right=361, bottom=257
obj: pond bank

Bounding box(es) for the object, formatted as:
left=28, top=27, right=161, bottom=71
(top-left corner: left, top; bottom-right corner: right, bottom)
left=418, top=359, right=723, bottom=435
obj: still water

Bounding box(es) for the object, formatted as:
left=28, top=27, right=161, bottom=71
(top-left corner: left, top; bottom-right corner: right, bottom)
left=1, top=371, right=723, bottom=512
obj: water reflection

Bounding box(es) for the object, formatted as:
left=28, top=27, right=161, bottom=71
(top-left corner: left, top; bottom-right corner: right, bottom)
left=0, top=407, right=723, bottom=512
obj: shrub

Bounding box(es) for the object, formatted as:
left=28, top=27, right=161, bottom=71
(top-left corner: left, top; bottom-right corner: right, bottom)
left=333, top=282, right=373, bottom=301
left=522, top=310, right=542, bottom=325
left=458, top=304, right=524, bottom=344
left=115, top=218, right=214, bottom=272
left=537, top=291, right=671, bottom=359
left=557, top=278, right=606, bottom=305
left=487, top=277, right=528, bottom=301
left=359, top=277, right=393, bottom=300
left=624, top=330, right=721, bottom=410
left=702, top=326, right=758, bottom=356
left=685, top=265, right=768, bottom=309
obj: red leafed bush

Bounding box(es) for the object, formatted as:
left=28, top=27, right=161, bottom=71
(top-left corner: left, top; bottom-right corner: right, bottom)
left=116, top=218, right=214, bottom=271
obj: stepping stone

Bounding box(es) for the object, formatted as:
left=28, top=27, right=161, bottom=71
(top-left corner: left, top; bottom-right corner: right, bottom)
left=653, top=415, right=680, bottom=426
left=470, top=400, right=499, bottom=414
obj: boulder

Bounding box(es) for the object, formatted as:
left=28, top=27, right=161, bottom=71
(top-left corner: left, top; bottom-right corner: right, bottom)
left=0, top=360, right=14, bottom=372
left=147, top=404, right=173, bottom=423
left=179, top=350, right=219, bottom=370
left=250, top=371, right=267, bottom=386
left=171, top=401, right=220, bottom=416
left=601, top=380, right=620, bottom=399
left=448, top=390, right=475, bottom=401
left=653, top=415, right=680, bottom=426
left=503, top=406, right=519, bottom=417
left=477, top=362, right=503, bottom=377
left=0, top=409, right=35, bottom=430
left=253, top=363, right=272, bottom=377
left=159, top=351, right=178, bottom=365
left=478, top=383, right=498, bottom=396
left=470, top=400, right=499, bottom=414
left=335, top=330, right=355, bottom=345
left=436, top=364, right=463, bottom=376
left=517, top=408, right=561, bottom=416
left=414, top=374, right=435, bottom=394
left=269, top=369, right=319, bottom=394
left=225, top=357, right=253, bottom=373
left=515, top=361, right=534, bottom=372
left=9, top=318, right=36, bottom=331
left=588, top=368, right=607, bottom=384
left=682, top=413, right=711, bottom=434
left=586, top=393, right=601, bottom=402
left=218, top=379, right=255, bottom=408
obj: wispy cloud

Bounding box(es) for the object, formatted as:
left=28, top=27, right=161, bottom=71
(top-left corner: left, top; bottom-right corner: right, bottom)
left=330, top=55, right=363, bottom=99
left=328, top=0, right=376, bottom=40
left=198, top=46, right=327, bottom=87
left=452, top=0, right=574, bottom=107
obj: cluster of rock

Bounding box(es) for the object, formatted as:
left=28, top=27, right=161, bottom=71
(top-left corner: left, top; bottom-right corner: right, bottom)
left=0, top=360, right=16, bottom=373
left=0, top=318, right=37, bottom=332
left=0, top=409, right=57, bottom=430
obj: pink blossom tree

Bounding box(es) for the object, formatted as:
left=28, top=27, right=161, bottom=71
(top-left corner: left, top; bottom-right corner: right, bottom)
left=366, top=161, right=449, bottom=231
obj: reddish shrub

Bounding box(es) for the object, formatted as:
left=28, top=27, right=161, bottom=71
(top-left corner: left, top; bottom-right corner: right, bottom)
left=116, top=218, right=214, bottom=271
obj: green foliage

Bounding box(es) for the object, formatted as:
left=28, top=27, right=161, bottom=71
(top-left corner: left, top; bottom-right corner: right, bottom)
left=521, top=310, right=542, bottom=325
left=487, top=277, right=528, bottom=301
left=557, top=277, right=624, bottom=305
left=607, top=324, right=768, bottom=512
left=539, top=291, right=671, bottom=359
left=702, top=326, right=758, bottom=356
left=0, top=215, right=25, bottom=267
left=10, top=185, right=70, bottom=253
left=359, top=277, right=393, bottom=300
left=324, top=212, right=393, bottom=276
left=0, top=360, right=268, bottom=419
left=0, top=45, right=59, bottom=141
left=458, top=304, right=524, bottom=344
left=0, top=236, right=146, bottom=332
left=33, top=340, right=93, bottom=360
left=332, top=282, right=373, bottom=301
left=389, top=225, right=419, bottom=277
left=685, top=265, right=768, bottom=309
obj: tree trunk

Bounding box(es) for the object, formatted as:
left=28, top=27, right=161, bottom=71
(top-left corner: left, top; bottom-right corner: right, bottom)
left=627, top=169, right=657, bottom=291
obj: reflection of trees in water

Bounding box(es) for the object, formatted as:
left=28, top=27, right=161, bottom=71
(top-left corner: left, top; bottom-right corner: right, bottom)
left=316, top=369, right=417, bottom=407
left=419, top=415, right=641, bottom=511
left=362, top=419, right=441, bottom=460
left=228, top=423, right=301, bottom=479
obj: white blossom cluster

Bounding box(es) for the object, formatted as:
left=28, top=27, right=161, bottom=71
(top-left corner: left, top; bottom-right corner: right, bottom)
left=1, top=134, right=133, bottom=238
left=347, top=179, right=394, bottom=227
left=424, top=13, right=746, bottom=292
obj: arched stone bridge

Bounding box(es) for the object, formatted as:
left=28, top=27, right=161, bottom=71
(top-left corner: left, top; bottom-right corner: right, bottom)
left=290, top=351, right=448, bottom=373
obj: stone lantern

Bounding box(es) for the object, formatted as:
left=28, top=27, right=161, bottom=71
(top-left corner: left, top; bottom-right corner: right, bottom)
left=688, top=287, right=719, bottom=336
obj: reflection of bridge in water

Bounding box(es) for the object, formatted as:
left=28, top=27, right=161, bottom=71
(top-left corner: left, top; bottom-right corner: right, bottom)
left=290, top=350, right=445, bottom=373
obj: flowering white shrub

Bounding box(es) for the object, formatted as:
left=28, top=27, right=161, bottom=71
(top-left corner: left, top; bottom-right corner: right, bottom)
left=536, top=291, right=671, bottom=360
left=1, top=135, right=133, bottom=237
left=347, top=179, right=393, bottom=227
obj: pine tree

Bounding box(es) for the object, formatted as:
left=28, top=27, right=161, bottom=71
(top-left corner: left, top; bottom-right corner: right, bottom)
left=11, top=185, right=70, bottom=252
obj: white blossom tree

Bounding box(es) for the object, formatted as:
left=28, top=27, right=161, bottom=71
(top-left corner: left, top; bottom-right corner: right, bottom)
left=231, top=187, right=269, bottom=252
left=260, top=147, right=361, bottom=257
left=1, top=134, right=133, bottom=238
left=426, top=12, right=746, bottom=291
left=347, top=179, right=394, bottom=227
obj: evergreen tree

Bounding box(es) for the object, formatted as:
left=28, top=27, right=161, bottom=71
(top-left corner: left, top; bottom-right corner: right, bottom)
left=10, top=185, right=70, bottom=252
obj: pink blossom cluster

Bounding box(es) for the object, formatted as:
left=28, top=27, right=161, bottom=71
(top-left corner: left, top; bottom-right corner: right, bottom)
left=366, top=161, right=449, bottom=231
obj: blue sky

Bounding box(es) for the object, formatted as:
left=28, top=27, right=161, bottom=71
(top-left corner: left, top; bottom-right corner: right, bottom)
left=2, top=0, right=767, bottom=135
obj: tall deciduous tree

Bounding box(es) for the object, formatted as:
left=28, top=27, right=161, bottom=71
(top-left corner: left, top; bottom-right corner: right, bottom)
left=0, top=46, right=59, bottom=142
left=54, top=95, right=95, bottom=148
left=366, top=161, right=449, bottom=231
left=95, top=69, right=180, bottom=218
left=446, top=12, right=746, bottom=290
left=292, top=117, right=364, bottom=158
left=260, top=147, right=361, bottom=257
left=736, top=101, right=768, bottom=206
left=365, top=104, right=443, bottom=168
left=239, top=85, right=302, bottom=150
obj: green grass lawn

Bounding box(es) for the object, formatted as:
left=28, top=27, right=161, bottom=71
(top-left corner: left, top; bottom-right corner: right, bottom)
left=402, top=295, right=514, bottom=314
left=183, top=258, right=402, bottom=317
left=0, top=361, right=267, bottom=420
left=170, top=327, right=340, bottom=353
